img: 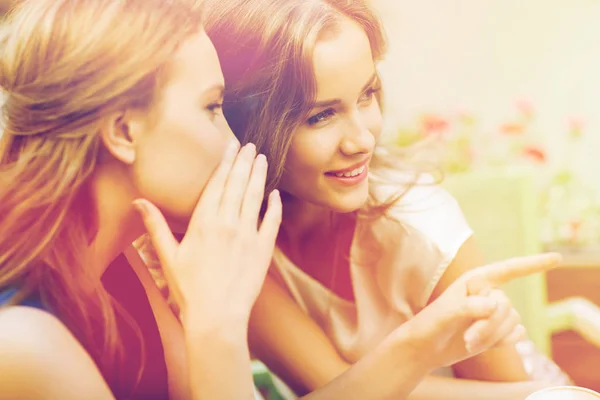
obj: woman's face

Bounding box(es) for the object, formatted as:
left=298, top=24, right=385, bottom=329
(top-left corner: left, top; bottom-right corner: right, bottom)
left=131, top=30, right=237, bottom=223
left=279, top=19, right=383, bottom=213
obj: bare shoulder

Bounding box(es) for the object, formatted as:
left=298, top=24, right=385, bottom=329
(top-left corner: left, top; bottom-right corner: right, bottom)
left=0, top=306, right=114, bottom=400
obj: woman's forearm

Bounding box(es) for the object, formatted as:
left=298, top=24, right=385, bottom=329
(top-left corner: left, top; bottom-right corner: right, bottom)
left=407, top=375, right=552, bottom=400
left=301, top=327, right=433, bottom=400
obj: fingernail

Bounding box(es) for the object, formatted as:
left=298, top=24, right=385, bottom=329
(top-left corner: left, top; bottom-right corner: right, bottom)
left=465, top=341, right=475, bottom=354
left=256, top=153, right=267, bottom=166
left=132, top=199, right=148, bottom=217
left=483, top=299, right=498, bottom=313
left=464, top=331, right=479, bottom=350
left=245, top=142, right=257, bottom=155
left=270, top=189, right=280, bottom=202
left=547, top=252, right=563, bottom=264
left=537, top=252, right=561, bottom=264
left=225, top=140, right=240, bottom=157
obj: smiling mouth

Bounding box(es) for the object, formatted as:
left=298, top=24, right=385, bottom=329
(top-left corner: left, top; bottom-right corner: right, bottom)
left=325, top=164, right=366, bottom=178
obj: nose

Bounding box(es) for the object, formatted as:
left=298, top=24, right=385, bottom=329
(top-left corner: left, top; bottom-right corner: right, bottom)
left=339, top=111, right=375, bottom=156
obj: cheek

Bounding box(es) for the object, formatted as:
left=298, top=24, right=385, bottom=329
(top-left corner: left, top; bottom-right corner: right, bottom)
left=367, top=103, right=384, bottom=140
left=286, top=131, right=340, bottom=176
left=133, top=123, right=228, bottom=217
left=278, top=140, right=319, bottom=193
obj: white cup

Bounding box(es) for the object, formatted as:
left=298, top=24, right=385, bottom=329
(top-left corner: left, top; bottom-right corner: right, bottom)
left=526, top=386, right=600, bottom=400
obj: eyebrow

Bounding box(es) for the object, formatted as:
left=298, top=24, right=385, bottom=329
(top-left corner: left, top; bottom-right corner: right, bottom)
left=311, top=72, right=378, bottom=109
left=202, top=83, right=225, bottom=99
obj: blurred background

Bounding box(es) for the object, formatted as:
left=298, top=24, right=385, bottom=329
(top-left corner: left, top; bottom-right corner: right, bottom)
left=375, top=0, right=600, bottom=248
left=372, top=0, right=600, bottom=389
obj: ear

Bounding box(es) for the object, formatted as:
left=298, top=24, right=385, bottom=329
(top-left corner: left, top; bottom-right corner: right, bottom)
left=99, top=111, right=146, bottom=165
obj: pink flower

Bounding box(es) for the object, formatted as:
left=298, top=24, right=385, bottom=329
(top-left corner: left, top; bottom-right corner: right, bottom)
left=500, top=122, right=526, bottom=135
left=568, top=117, right=584, bottom=139
left=420, top=114, right=449, bottom=135
left=516, top=99, right=535, bottom=119
left=522, top=146, right=546, bottom=163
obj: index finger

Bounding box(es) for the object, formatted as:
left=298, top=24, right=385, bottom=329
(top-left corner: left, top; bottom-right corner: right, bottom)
left=467, top=252, right=562, bottom=295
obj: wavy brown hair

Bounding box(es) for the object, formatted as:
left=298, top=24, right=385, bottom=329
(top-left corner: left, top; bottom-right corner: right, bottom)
left=0, top=0, right=202, bottom=391
left=204, top=0, right=428, bottom=219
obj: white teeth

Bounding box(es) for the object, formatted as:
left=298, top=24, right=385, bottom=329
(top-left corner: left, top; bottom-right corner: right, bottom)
left=334, top=165, right=365, bottom=178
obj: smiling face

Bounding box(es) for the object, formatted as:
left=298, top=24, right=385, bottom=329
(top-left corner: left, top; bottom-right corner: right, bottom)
left=278, top=18, right=383, bottom=213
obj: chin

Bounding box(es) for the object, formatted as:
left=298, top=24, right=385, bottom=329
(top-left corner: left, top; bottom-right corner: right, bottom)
left=330, top=192, right=369, bottom=214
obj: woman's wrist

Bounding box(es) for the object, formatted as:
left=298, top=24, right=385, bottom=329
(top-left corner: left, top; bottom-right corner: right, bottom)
left=181, top=309, right=255, bottom=400
left=388, top=320, right=439, bottom=375
left=180, top=299, right=250, bottom=330
left=182, top=309, right=249, bottom=338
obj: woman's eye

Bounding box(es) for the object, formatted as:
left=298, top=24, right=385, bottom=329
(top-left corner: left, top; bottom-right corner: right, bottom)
left=205, top=102, right=224, bottom=121
left=206, top=102, right=223, bottom=114
left=359, top=86, right=381, bottom=104
left=307, top=108, right=336, bottom=126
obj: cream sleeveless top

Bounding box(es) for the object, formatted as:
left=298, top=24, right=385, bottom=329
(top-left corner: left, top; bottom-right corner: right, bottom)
left=270, top=173, right=570, bottom=383
left=271, top=173, right=470, bottom=362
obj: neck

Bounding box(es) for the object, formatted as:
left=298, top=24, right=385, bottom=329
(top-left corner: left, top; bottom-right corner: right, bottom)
left=88, top=165, right=146, bottom=278
left=280, top=191, right=343, bottom=245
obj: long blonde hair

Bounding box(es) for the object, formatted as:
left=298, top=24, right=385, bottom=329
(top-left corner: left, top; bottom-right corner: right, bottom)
left=204, top=0, right=425, bottom=218
left=0, top=0, right=202, bottom=389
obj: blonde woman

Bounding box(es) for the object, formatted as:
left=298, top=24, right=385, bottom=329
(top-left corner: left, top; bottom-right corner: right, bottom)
left=0, top=0, right=560, bottom=399
left=0, top=0, right=283, bottom=398
left=202, top=0, right=571, bottom=398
